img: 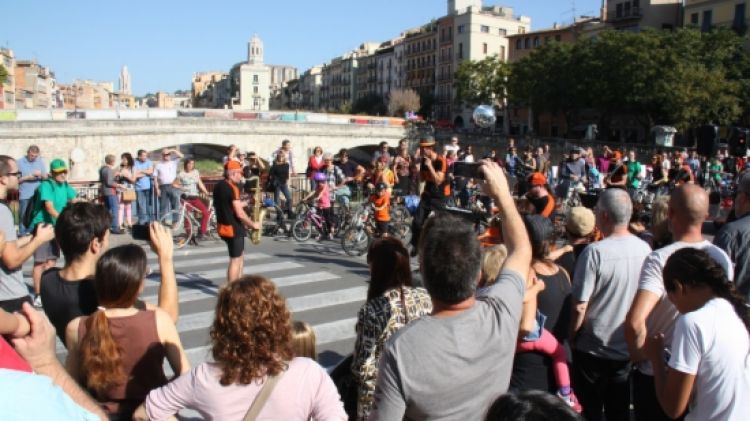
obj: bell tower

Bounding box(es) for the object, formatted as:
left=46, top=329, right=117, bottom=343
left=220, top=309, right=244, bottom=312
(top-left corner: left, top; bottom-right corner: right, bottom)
left=247, top=34, right=264, bottom=65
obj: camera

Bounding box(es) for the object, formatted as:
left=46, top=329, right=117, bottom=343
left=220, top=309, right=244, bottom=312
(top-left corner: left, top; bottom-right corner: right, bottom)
left=452, top=162, right=484, bottom=180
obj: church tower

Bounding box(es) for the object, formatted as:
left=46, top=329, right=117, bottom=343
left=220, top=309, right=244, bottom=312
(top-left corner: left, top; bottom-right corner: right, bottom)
left=119, top=65, right=131, bottom=95
left=247, top=34, right=264, bottom=65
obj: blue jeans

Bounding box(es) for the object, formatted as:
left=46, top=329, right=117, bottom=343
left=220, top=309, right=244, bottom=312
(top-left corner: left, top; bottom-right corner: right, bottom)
left=136, top=188, right=153, bottom=224
left=104, top=195, right=119, bottom=232
left=18, top=198, right=31, bottom=236
left=274, top=183, right=293, bottom=214
left=159, top=184, right=181, bottom=221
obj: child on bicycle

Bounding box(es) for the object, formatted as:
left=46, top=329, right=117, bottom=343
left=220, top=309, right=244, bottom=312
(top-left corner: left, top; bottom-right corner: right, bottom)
left=369, top=182, right=391, bottom=237
left=303, top=172, right=335, bottom=240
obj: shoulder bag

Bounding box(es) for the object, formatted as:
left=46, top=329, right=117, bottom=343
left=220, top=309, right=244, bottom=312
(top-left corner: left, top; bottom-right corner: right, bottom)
left=242, top=371, right=286, bottom=421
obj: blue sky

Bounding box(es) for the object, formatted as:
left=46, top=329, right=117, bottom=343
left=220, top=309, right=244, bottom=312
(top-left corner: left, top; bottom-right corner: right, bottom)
left=4, top=0, right=601, bottom=96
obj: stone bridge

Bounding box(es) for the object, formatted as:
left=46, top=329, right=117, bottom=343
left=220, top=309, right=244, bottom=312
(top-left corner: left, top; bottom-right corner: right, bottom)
left=0, top=118, right=407, bottom=180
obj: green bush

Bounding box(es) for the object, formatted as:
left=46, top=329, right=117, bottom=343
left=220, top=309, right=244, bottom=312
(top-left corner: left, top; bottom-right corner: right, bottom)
left=195, top=159, right=223, bottom=177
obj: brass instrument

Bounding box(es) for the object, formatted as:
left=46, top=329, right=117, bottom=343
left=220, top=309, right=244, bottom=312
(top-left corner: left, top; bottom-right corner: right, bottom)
left=246, top=175, right=266, bottom=244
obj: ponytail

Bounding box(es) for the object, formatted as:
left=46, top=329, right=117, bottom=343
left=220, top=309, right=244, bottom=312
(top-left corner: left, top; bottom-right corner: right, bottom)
left=711, top=281, right=750, bottom=334
left=79, top=310, right=127, bottom=396
left=664, top=248, right=750, bottom=334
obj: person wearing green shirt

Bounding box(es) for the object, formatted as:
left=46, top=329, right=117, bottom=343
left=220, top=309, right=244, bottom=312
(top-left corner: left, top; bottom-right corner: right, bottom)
left=708, top=156, right=724, bottom=189
left=29, top=159, right=77, bottom=307
left=626, top=150, right=643, bottom=191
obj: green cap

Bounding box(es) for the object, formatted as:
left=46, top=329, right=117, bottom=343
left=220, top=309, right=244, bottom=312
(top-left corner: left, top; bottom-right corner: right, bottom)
left=50, top=158, right=68, bottom=173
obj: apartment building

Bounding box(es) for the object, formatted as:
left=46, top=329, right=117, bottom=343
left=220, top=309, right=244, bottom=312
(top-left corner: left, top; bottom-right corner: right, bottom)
left=684, top=0, right=749, bottom=33
left=0, top=48, right=15, bottom=109
left=606, top=0, right=682, bottom=31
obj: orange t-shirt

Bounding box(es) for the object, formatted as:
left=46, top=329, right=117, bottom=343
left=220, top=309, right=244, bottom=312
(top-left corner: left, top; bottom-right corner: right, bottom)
left=370, top=193, right=391, bottom=222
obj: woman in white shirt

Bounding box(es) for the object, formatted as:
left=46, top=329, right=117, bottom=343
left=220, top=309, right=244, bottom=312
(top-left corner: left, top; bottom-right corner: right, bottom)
left=646, top=248, right=750, bottom=420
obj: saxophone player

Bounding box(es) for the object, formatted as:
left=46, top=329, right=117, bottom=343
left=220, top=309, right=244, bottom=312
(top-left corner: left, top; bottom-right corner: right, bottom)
left=213, top=160, right=262, bottom=283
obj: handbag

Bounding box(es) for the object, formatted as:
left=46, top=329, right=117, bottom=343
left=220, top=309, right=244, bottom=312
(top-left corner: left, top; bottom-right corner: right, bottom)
left=242, top=371, right=285, bottom=421
left=122, top=189, right=136, bottom=202
left=265, top=177, right=277, bottom=193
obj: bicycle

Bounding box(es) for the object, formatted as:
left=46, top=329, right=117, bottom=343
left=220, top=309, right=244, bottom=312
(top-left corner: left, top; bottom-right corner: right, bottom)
left=291, top=202, right=330, bottom=241
left=340, top=204, right=412, bottom=256
left=159, top=196, right=217, bottom=249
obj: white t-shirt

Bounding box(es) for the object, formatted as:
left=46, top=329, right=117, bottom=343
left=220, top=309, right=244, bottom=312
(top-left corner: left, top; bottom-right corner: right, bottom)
left=637, top=241, right=734, bottom=375
left=443, top=144, right=459, bottom=153
left=669, top=298, right=750, bottom=421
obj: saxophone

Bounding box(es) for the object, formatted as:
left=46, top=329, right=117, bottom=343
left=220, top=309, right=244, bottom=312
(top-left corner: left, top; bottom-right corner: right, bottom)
left=246, top=175, right=266, bottom=245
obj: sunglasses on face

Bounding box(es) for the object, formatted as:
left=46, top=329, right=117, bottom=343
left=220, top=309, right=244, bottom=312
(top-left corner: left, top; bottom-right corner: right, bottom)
left=6, top=171, right=21, bottom=177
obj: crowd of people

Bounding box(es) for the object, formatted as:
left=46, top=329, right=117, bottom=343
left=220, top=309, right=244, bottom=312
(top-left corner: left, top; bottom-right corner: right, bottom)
left=0, top=133, right=749, bottom=421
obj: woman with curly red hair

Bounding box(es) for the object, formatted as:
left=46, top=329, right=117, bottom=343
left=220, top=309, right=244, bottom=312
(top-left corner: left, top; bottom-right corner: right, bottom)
left=134, top=275, right=347, bottom=421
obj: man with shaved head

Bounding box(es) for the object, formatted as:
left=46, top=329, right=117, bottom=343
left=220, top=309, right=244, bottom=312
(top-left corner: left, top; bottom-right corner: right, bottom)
left=625, top=184, right=733, bottom=421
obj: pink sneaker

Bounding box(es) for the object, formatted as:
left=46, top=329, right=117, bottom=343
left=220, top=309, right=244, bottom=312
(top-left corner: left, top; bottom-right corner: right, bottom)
left=558, top=389, right=582, bottom=413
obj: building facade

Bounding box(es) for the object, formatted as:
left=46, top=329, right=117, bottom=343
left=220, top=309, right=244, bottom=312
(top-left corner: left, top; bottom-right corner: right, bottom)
left=192, top=71, right=230, bottom=108
left=299, top=65, right=322, bottom=110
left=404, top=23, right=438, bottom=118
left=684, top=0, right=749, bottom=33
left=0, top=48, right=15, bottom=109
left=606, top=0, right=682, bottom=31
left=14, top=60, right=54, bottom=109
left=59, top=80, right=113, bottom=110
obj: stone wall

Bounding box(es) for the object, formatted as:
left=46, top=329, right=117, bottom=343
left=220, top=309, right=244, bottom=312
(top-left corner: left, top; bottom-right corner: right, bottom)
left=0, top=119, right=407, bottom=180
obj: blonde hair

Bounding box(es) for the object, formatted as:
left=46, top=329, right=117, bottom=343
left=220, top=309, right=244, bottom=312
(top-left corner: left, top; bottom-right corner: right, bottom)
left=291, top=320, right=317, bottom=360
left=479, top=245, right=508, bottom=288
left=650, top=195, right=671, bottom=246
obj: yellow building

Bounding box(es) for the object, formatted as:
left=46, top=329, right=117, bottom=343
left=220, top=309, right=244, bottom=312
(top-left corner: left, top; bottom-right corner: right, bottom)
left=684, top=0, right=749, bottom=32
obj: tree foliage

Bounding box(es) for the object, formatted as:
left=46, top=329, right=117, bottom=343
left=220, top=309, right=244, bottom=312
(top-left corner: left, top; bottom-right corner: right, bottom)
left=0, top=64, right=7, bottom=86
left=454, top=55, right=510, bottom=107
left=352, top=93, right=387, bottom=115
left=388, top=89, right=421, bottom=117
left=499, top=28, right=750, bottom=131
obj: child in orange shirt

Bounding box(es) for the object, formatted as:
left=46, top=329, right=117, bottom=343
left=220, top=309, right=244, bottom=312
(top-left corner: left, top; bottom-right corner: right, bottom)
left=370, top=182, right=391, bottom=236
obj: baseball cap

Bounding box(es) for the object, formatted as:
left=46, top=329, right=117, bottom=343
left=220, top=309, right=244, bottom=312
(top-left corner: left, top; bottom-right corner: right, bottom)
left=224, top=160, right=242, bottom=171
left=566, top=207, right=595, bottom=237
left=739, top=172, right=750, bottom=195
left=50, top=159, right=67, bottom=173
left=528, top=172, right=547, bottom=187
left=419, top=136, right=436, bottom=147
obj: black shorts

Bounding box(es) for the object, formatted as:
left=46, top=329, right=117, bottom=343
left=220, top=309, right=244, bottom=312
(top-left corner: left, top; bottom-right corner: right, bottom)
left=222, top=235, right=245, bottom=258
left=0, top=295, right=32, bottom=313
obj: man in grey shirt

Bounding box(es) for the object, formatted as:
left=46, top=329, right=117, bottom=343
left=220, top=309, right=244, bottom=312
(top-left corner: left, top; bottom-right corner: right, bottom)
left=99, top=154, right=124, bottom=234
left=370, top=160, right=531, bottom=421
left=714, top=172, right=750, bottom=301
left=571, top=188, right=651, bottom=421
left=0, top=155, right=54, bottom=312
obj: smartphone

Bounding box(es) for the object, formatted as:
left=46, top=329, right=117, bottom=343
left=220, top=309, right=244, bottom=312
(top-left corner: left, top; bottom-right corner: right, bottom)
left=453, top=162, right=484, bottom=179
left=131, top=224, right=151, bottom=241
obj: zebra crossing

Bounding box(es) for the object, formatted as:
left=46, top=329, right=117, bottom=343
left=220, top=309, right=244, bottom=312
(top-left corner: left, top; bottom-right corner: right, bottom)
left=24, top=238, right=370, bottom=372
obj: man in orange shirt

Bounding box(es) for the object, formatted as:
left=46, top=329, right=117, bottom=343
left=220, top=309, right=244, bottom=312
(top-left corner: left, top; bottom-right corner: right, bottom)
left=526, top=172, right=556, bottom=218
left=370, top=182, right=391, bottom=236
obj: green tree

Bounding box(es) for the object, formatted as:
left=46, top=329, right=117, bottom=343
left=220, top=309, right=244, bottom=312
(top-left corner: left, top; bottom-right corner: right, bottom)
left=352, top=93, right=387, bottom=115
left=454, top=55, right=510, bottom=108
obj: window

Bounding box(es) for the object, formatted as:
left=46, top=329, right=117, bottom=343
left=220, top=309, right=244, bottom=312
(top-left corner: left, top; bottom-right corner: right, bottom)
left=516, top=39, right=522, bottom=50
left=533, top=37, right=540, bottom=47
left=690, top=13, right=699, bottom=25
left=499, top=46, right=506, bottom=61
left=481, top=25, right=490, bottom=33
left=518, top=26, right=526, bottom=34
left=457, top=24, right=465, bottom=33
left=499, top=28, right=507, bottom=36
left=734, top=3, right=746, bottom=31
left=616, top=3, right=623, bottom=18
left=253, top=75, right=259, bottom=84
left=702, top=9, right=713, bottom=32
left=253, top=86, right=258, bottom=94
left=624, top=2, right=631, bottom=17
left=483, top=43, right=488, bottom=54
left=458, top=42, right=463, bottom=59
left=524, top=38, right=531, bottom=49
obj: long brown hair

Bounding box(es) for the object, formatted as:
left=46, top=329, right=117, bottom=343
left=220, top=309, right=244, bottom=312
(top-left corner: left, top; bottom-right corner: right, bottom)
left=211, top=276, right=293, bottom=385
left=79, top=245, right=147, bottom=396
left=366, top=237, right=412, bottom=301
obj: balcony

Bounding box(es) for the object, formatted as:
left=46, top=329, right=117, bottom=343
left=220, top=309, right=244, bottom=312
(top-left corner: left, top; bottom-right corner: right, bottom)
left=610, top=6, right=642, bottom=22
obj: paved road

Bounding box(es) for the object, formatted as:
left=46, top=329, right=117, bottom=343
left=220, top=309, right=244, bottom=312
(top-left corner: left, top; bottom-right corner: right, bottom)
left=23, top=233, right=371, bottom=374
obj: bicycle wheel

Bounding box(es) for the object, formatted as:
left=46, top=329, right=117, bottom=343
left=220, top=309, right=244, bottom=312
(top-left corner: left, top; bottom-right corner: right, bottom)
left=206, top=212, right=219, bottom=240
left=159, top=210, right=193, bottom=248
left=292, top=219, right=313, bottom=241
left=341, top=226, right=371, bottom=256
left=388, top=222, right=412, bottom=245
left=262, top=205, right=283, bottom=237
left=391, top=204, right=409, bottom=223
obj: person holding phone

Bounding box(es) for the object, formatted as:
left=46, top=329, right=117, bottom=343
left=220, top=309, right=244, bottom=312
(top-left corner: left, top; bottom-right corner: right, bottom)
left=409, top=136, right=449, bottom=257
